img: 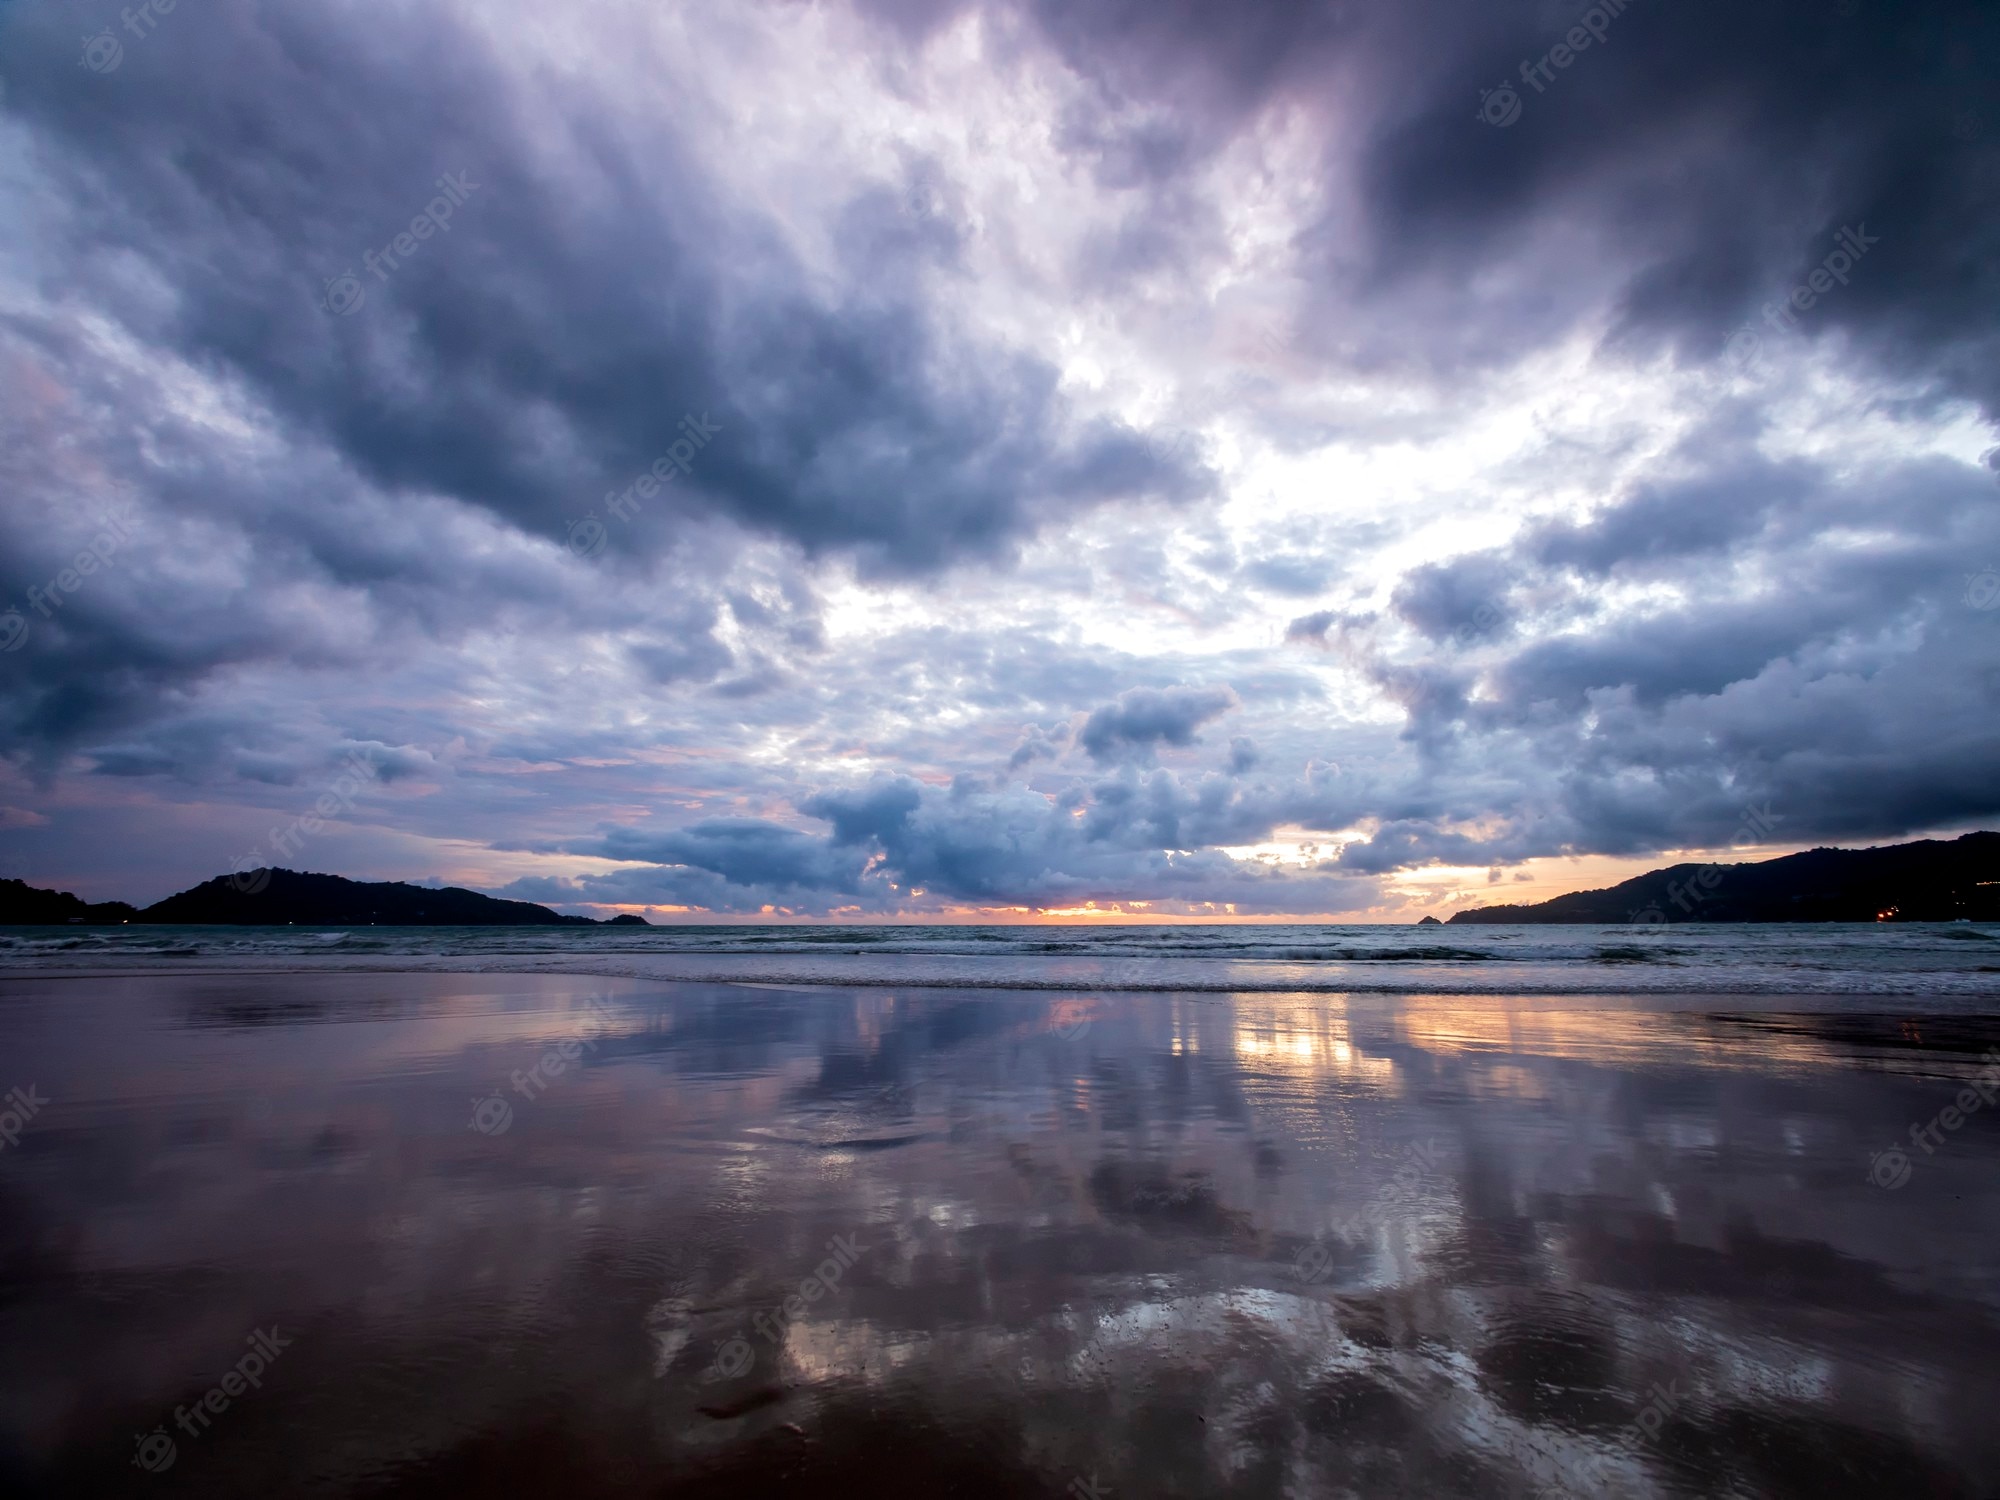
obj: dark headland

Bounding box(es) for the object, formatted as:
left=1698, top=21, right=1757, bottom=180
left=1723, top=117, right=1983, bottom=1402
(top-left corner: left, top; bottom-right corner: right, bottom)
left=1449, top=831, right=1999, bottom=924
left=0, top=869, right=650, bottom=926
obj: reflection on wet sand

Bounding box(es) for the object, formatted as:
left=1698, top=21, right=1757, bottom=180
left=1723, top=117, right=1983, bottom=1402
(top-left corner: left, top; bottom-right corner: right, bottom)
left=0, top=973, right=1997, bottom=1497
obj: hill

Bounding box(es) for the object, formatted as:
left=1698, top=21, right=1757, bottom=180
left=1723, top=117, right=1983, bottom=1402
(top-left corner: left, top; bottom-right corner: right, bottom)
left=0, top=878, right=140, bottom=925
left=3, top=869, right=600, bottom=926
left=1449, top=832, right=2000, bottom=925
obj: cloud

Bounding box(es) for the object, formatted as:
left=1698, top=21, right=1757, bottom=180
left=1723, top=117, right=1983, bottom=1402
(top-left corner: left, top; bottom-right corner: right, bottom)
left=597, top=819, right=874, bottom=896
left=1005, top=722, right=1071, bottom=773
left=1, top=0, right=1996, bottom=913
left=1285, top=610, right=1341, bottom=646
left=1389, top=554, right=1515, bottom=645
left=1077, top=685, right=1239, bottom=764
left=1337, top=436, right=2000, bottom=859
left=0, top=0, right=1212, bottom=587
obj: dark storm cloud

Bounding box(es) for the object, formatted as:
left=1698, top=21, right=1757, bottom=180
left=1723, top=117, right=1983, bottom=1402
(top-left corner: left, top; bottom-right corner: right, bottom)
left=1521, top=437, right=1822, bottom=579
left=1077, top=685, right=1238, bottom=763
left=804, top=778, right=925, bottom=849
left=793, top=772, right=1378, bottom=911
left=1389, top=554, right=1516, bottom=645
left=0, top=295, right=788, bottom=771
left=0, top=0, right=1207, bottom=585
left=597, top=820, right=873, bottom=897
left=499, top=763, right=1381, bottom=915
left=855, top=0, right=2000, bottom=412
left=1333, top=819, right=1506, bottom=876
left=1340, top=0, right=1998, bottom=407
left=1005, top=723, right=1070, bottom=773
left=498, top=862, right=858, bottom=917
left=1339, top=436, right=2000, bottom=863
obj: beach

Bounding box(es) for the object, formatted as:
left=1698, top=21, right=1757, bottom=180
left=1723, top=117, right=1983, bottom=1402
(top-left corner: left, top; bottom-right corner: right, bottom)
left=3, top=931, right=1999, bottom=1495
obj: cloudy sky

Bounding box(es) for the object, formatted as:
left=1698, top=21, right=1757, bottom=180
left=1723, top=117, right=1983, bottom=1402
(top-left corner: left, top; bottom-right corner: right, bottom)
left=1, top=0, right=1996, bottom=919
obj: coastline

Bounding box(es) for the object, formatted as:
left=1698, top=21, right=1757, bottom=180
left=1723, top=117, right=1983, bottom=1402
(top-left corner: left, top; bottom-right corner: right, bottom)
left=5, top=925, right=2000, bottom=1001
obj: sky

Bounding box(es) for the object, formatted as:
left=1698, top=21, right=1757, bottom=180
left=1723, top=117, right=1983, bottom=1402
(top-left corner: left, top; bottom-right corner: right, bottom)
left=0, top=0, right=1996, bottom=921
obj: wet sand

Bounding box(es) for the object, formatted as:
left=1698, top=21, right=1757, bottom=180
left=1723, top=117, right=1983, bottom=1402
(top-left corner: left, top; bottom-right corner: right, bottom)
left=2, top=972, right=1997, bottom=1497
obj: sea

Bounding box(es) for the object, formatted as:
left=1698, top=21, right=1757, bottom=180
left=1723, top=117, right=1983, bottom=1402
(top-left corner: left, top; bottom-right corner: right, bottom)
left=4, top=919, right=2000, bottom=1000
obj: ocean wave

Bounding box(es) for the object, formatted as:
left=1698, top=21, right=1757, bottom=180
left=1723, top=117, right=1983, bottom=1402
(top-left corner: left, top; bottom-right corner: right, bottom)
left=1591, top=946, right=1664, bottom=964
left=4, top=922, right=2000, bottom=997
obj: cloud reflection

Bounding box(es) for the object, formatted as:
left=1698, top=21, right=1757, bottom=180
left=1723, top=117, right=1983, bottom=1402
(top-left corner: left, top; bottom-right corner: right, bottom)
left=0, top=974, right=1995, bottom=1495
